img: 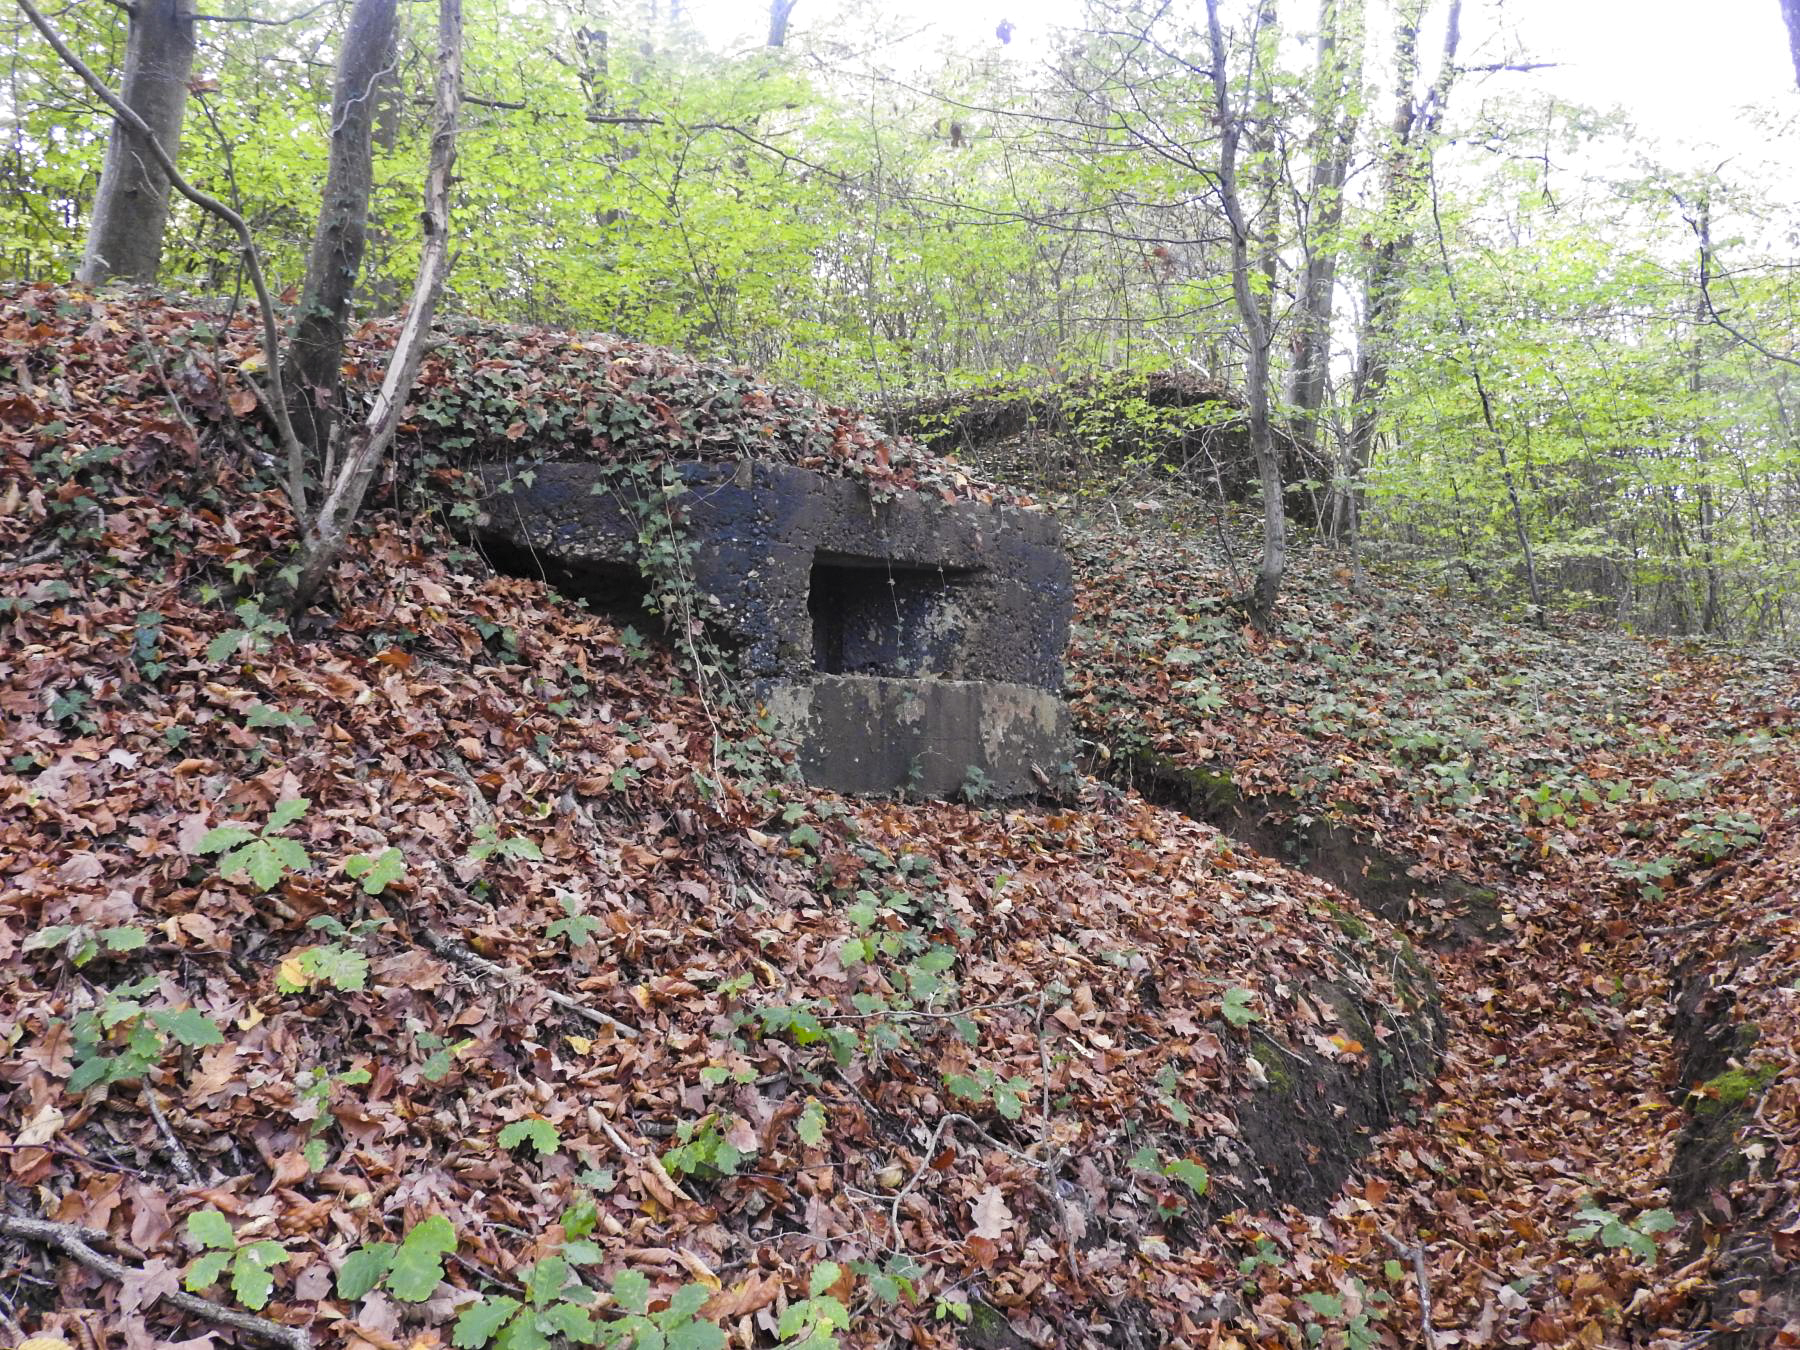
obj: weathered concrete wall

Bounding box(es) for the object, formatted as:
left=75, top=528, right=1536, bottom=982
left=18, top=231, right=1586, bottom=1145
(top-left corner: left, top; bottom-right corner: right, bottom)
left=762, top=676, right=1070, bottom=798
left=474, top=459, right=1073, bottom=796
left=475, top=460, right=1071, bottom=686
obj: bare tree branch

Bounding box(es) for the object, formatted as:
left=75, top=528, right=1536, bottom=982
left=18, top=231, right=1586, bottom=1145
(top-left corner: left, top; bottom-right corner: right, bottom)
left=1680, top=194, right=1800, bottom=372
left=0, top=1213, right=310, bottom=1350
left=192, top=0, right=332, bottom=26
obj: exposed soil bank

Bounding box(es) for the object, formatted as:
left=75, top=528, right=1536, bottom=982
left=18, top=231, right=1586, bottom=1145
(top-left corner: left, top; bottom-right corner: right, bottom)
left=1666, top=946, right=1795, bottom=1346
left=1118, top=751, right=1506, bottom=947
left=1233, top=952, right=1442, bottom=1213
left=1081, top=753, right=1450, bottom=1217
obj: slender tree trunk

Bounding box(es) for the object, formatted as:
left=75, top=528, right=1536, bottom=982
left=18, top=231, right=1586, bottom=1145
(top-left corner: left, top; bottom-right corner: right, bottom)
left=1334, top=0, right=1462, bottom=544
left=77, top=0, right=196, bottom=285
left=1688, top=252, right=1723, bottom=636
left=1287, top=0, right=1362, bottom=450
left=293, top=0, right=462, bottom=611
left=1426, top=162, right=1544, bottom=623
left=1205, top=0, right=1285, bottom=623
left=285, top=0, right=400, bottom=465
left=767, top=0, right=799, bottom=46
left=19, top=0, right=308, bottom=511
left=1784, top=0, right=1800, bottom=89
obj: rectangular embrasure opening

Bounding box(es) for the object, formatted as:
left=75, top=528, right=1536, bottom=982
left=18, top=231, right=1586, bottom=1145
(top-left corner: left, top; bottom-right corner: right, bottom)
left=808, top=552, right=976, bottom=677
left=479, top=536, right=655, bottom=628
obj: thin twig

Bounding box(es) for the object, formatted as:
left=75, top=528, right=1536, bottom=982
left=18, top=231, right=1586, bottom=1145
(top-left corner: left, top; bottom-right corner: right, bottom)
left=416, top=927, right=640, bottom=1039
left=0, top=1213, right=310, bottom=1350
left=141, top=1085, right=200, bottom=1187
left=0, top=540, right=60, bottom=571
left=1382, top=1233, right=1442, bottom=1350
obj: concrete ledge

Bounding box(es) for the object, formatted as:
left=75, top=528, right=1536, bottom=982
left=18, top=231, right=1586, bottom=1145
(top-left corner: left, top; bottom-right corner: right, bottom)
left=762, top=675, right=1070, bottom=798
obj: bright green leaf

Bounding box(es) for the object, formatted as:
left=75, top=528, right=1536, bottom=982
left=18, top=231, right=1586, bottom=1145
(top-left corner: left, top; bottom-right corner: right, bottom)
left=498, top=1118, right=560, bottom=1156
left=336, top=1241, right=396, bottom=1300
left=186, top=1207, right=236, bottom=1250
left=453, top=1295, right=521, bottom=1348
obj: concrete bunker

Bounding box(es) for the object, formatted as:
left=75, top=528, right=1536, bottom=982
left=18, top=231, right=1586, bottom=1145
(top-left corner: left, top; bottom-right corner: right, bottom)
left=473, top=458, right=1073, bottom=797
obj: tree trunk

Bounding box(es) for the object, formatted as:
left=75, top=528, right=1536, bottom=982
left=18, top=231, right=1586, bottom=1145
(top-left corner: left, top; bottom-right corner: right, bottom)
left=1425, top=159, right=1544, bottom=624
left=1333, top=0, right=1462, bottom=545
left=292, top=0, right=462, bottom=611
left=78, top=0, right=196, bottom=285
left=767, top=0, right=799, bottom=46
left=1205, top=0, right=1285, bottom=623
left=285, top=0, right=400, bottom=466
left=1784, top=0, right=1800, bottom=89
left=1287, top=0, right=1362, bottom=451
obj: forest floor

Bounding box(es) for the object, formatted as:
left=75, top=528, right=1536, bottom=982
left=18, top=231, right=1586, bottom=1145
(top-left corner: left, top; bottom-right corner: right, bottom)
left=1, top=287, right=1797, bottom=1349
left=1066, top=513, right=1800, bottom=1347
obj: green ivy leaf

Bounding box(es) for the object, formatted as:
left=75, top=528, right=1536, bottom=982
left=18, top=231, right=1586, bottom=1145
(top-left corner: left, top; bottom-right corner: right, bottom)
left=1300, top=1291, right=1344, bottom=1319
left=206, top=628, right=247, bottom=663
left=498, top=1118, right=560, bottom=1156
left=186, top=1208, right=236, bottom=1251
left=1162, top=1157, right=1209, bottom=1197
left=943, top=1073, right=982, bottom=1101
left=1221, top=986, right=1260, bottom=1028
left=991, top=1076, right=1029, bottom=1121
left=336, top=1241, right=396, bottom=1300
left=453, top=1295, right=521, bottom=1348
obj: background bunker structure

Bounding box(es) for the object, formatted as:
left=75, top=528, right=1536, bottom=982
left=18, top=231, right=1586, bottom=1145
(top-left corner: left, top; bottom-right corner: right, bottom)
left=475, top=459, right=1073, bottom=796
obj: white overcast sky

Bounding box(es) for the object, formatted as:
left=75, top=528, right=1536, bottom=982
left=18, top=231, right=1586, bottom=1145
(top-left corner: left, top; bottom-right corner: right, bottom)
left=688, top=0, right=1800, bottom=173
